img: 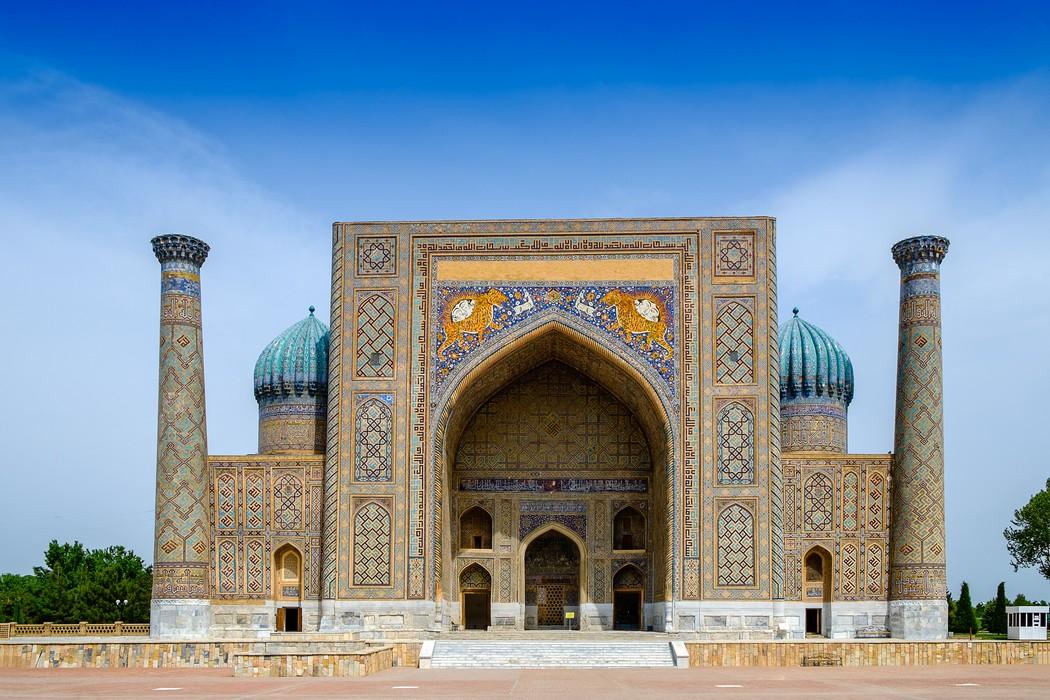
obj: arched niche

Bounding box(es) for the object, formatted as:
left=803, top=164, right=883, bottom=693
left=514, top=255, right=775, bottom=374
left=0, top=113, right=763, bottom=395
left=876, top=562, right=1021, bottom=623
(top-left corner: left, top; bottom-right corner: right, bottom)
left=520, top=525, right=584, bottom=630
left=803, top=545, right=832, bottom=637
left=459, top=506, right=493, bottom=551
left=431, top=316, right=675, bottom=608
left=613, top=506, right=646, bottom=551
left=272, top=543, right=303, bottom=632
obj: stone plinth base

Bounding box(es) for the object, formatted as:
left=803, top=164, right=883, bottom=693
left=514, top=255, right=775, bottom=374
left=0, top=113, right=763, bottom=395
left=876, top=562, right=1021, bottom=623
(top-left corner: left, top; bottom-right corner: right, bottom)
left=233, top=645, right=393, bottom=677
left=319, top=600, right=438, bottom=633
left=150, top=599, right=211, bottom=639
left=889, top=599, right=948, bottom=640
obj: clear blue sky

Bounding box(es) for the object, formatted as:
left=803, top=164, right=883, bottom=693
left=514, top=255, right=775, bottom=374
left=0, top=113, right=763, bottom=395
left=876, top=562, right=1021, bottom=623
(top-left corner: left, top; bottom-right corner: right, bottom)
left=1, top=1, right=1049, bottom=603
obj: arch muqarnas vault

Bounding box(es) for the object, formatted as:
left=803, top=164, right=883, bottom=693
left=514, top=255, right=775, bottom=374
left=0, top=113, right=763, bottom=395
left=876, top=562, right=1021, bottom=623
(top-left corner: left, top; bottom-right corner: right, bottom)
left=148, top=220, right=950, bottom=641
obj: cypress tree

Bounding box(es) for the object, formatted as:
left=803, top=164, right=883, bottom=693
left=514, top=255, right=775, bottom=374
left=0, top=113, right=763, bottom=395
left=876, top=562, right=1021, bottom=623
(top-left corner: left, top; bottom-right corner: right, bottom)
left=951, top=581, right=978, bottom=635
left=985, top=582, right=1008, bottom=634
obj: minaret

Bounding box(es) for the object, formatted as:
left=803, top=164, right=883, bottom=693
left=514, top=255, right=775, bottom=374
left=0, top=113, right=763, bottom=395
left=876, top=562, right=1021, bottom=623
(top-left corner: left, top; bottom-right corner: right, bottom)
left=889, top=235, right=949, bottom=640
left=150, top=234, right=212, bottom=637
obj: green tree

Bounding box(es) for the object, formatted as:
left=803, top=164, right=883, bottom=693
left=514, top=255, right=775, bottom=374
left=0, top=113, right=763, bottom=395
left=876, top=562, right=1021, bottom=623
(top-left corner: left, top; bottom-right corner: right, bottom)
left=0, top=574, right=40, bottom=623
left=951, top=581, right=978, bottom=635
left=3, top=541, right=152, bottom=624
left=1004, top=478, right=1050, bottom=580
left=984, top=582, right=1008, bottom=634
left=946, top=590, right=957, bottom=632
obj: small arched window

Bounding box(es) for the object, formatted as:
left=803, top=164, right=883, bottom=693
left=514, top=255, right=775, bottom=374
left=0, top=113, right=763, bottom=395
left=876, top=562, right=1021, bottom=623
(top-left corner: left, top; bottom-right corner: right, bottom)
left=460, top=507, right=493, bottom=550
left=273, top=544, right=302, bottom=600
left=613, top=507, right=645, bottom=551
left=805, top=551, right=824, bottom=582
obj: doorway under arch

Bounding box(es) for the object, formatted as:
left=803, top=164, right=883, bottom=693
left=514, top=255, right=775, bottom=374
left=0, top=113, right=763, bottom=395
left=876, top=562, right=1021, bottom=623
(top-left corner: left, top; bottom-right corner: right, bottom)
left=273, top=543, right=303, bottom=632
left=523, top=528, right=581, bottom=629
left=459, top=563, right=492, bottom=630
left=612, top=564, right=644, bottom=630
left=803, top=545, right=832, bottom=636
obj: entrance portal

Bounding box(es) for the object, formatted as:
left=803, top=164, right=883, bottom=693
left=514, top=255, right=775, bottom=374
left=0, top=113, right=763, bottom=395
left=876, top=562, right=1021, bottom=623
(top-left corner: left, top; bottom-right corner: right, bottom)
left=805, top=608, right=822, bottom=636
left=460, top=564, right=492, bottom=630
left=525, top=530, right=580, bottom=629
left=612, top=565, right=644, bottom=630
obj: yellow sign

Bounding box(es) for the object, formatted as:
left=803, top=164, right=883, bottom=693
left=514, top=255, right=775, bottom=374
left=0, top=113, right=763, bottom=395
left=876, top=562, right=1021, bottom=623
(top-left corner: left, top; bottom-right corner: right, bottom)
left=565, top=611, right=575, bottom=619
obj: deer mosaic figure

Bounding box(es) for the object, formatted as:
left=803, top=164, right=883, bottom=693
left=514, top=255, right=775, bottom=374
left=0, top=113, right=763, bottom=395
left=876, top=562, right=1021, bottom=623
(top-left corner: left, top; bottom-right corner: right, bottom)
left=600, top=289, right=673, bottom=355
left=438, top=288, right=509, bottom=355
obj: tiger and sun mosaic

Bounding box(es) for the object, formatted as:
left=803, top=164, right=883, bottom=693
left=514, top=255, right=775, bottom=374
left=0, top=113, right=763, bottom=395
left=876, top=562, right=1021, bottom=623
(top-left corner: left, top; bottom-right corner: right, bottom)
left=147, top=221, right=950, bottom=642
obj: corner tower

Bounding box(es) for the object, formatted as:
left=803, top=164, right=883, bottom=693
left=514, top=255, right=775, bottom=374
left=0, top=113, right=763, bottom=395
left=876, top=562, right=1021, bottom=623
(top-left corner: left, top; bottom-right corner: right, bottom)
left=150, top=234, right=212, bottom=637
left=779, top=309, right=854, bottom=452
left=889, top=235, right=950, bottom=639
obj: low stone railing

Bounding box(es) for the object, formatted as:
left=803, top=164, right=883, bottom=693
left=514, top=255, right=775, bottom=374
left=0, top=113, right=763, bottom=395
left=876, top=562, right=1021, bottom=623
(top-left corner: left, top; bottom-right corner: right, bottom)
left=0, top=622, right=150, bottom=639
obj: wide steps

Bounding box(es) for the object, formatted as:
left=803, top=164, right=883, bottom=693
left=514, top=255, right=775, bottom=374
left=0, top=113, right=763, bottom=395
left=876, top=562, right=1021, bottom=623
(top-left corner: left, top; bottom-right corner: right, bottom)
left=430, top=640, right=676, bottom=668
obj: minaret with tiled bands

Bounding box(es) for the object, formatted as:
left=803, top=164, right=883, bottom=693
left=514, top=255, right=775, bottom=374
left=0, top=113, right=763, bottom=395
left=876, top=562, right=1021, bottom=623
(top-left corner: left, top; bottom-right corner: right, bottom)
left=150, top=234, right=212, bottom=637
left=889, top=235, right=950, bottom=640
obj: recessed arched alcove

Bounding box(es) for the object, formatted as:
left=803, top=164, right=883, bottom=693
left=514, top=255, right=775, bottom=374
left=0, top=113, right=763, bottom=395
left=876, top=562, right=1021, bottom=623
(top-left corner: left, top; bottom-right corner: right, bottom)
left=430, top=316, right=675, bottom=630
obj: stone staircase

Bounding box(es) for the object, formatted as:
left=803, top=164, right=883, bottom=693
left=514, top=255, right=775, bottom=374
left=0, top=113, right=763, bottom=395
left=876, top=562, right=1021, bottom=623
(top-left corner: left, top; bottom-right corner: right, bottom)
left=427, top=639, right=680, bottom=668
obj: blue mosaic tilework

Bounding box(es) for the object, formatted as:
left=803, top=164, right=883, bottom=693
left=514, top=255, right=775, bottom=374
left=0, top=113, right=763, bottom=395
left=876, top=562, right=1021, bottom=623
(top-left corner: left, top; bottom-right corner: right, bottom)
left=432, top=285, right=676, bottom=393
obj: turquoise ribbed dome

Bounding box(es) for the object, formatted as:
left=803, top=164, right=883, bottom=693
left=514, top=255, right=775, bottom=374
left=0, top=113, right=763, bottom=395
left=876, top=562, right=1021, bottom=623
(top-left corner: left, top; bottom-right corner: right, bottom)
left=779, top=308, right=854, bottom=406
left=254, top=307, right=329, bottom=401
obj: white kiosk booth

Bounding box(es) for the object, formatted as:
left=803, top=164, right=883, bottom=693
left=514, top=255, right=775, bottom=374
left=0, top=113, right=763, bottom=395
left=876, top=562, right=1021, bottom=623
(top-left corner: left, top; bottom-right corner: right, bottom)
left=1006, top=606, right=1048, bottom=640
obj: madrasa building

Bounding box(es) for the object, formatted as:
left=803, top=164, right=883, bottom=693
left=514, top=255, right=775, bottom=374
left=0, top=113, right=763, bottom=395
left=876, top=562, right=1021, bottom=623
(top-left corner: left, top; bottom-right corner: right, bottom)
left=147, top=218, right=950, bottom=641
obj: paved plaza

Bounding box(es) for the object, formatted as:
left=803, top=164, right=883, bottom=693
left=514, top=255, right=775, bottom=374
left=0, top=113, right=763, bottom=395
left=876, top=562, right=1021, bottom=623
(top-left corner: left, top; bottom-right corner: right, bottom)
left=1, top=665, right=1048, bottom=698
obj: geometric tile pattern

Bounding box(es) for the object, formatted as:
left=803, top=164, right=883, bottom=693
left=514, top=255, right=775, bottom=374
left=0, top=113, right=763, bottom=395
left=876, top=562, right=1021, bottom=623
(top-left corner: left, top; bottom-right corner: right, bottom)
left=716, top=400, right=755, bottom=485
left=217, top=474, right=237, bottom=529
left=803, top=473, right=834, bottom=531
left=499, top=559, right=512, bottom=602
left=245, top=473, right=265, bottom=530
left=273, top=474, right=304, bottom=529
left=246, top=539, right=266, bottom=595
left=866, top=542, right=884, bottom=597
left=713, top=231, right=755, bottom=279
left=716, top=502, right=755, bottom=587
left=217, top=539, right=238, bottom=594
left=354, top=291, right=396, bottom=378
left=840, top=542, right=858, bottom=597
left=353, top=499, right=392, bottom=587
left=459, top=564, right=491, bottom=589
left=354, top=394, right=394, bottom=482
left=842, top=471, right=859, bottom=531
left=207, top=458, right=323, bottom=600
left=867, top=473, right=885, bottom=530
left=356, top=235, right=397, bottom=277
left=780, top=455, right=891, bottom=602
left=714, top=298, right=755, bottom=384
left=455, top=362, right=650, bottom=472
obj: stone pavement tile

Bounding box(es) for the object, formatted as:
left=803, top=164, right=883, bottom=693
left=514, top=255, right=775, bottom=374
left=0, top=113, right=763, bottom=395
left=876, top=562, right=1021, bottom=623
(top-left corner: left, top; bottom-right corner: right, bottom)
left=0, top=665, right=1049, bottom=699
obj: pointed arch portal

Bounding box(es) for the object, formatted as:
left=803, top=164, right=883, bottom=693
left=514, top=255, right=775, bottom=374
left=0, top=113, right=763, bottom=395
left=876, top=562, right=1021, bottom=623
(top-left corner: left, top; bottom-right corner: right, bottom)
left=432, top=314, right=676, bottom=630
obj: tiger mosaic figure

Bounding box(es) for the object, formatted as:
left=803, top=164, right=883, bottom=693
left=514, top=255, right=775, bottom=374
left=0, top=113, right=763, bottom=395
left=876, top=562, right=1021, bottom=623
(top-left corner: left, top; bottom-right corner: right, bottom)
left=437, top=288, right=509, bottom=356
left=601, top=289, right=672, bottom=354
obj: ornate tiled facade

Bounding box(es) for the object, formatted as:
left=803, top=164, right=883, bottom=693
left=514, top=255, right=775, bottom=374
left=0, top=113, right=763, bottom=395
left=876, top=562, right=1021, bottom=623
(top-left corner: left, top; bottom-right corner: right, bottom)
left=149, top=221, right=951, bottom=641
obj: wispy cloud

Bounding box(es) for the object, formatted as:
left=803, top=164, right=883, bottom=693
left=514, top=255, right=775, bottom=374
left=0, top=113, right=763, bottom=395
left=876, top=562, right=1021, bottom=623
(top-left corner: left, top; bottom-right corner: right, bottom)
left=0, top=72, right=326, bottom=572
left=762, top=75, right=1050, bottom=599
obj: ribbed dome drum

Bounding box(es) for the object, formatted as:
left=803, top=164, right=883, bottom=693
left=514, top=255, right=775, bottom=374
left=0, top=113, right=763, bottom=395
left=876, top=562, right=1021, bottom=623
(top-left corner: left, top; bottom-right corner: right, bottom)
left=254, top=306, right=329, bottom=454
left=779, top=308, right=854, bottom=452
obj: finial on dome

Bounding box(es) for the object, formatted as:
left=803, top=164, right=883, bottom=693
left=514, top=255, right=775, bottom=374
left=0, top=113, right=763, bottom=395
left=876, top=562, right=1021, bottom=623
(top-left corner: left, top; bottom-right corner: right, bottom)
left=309, top=305, right=316, bottom=314
left=792, top=307, right=799, bottom=316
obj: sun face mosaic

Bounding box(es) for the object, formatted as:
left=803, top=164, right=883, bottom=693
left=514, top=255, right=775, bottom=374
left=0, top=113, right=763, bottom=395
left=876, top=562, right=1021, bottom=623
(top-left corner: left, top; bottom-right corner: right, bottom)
left=431, top=284, right=677, bottom=392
